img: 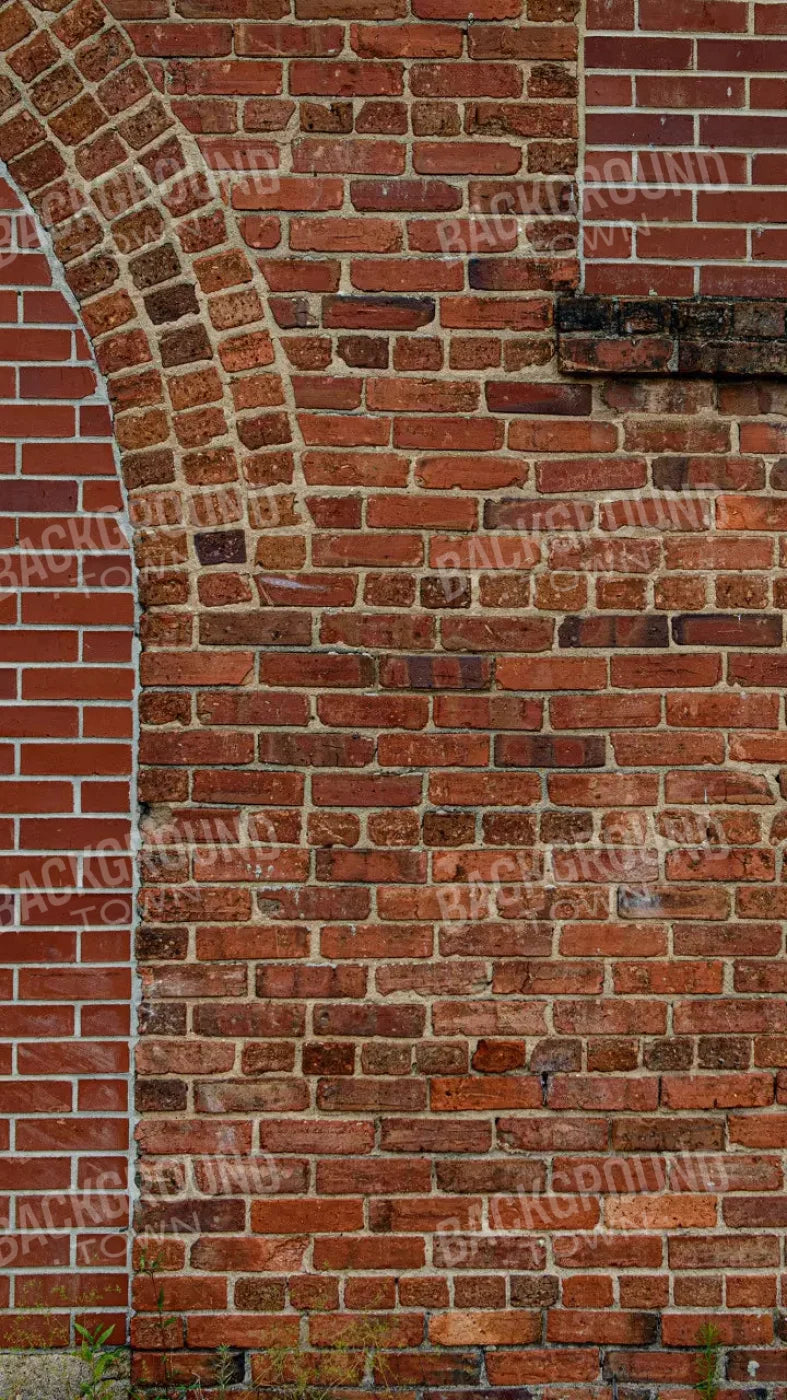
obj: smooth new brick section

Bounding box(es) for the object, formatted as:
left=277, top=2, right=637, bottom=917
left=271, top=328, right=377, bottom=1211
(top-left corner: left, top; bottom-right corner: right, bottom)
left=0, top=173, right=134, bottom=1348
left=0, top=0, right=786, bottom=1391
left=584, top=0, right=787, bottom=297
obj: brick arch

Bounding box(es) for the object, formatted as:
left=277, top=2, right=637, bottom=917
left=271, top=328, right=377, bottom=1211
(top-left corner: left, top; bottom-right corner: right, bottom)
left=0, top=0, right=302, bottom=601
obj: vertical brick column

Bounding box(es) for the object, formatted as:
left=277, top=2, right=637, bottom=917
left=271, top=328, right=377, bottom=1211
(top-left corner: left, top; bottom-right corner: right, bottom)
left=0, top=167, right=135, bottom=1349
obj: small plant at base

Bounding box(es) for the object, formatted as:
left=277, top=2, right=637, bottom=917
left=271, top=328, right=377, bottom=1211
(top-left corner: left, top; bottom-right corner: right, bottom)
left=75, top=1323, right=125, bottom=1400
left=695, top=1322, right=721, bottom=1400
left=214, top=1345, right=236, bottom=1399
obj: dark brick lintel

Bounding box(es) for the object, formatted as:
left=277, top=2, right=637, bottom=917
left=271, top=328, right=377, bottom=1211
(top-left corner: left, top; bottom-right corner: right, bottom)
left=556, top=296, right=787, bottom=377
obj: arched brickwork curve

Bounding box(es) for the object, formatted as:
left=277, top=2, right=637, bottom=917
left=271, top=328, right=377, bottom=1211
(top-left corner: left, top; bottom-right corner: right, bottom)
left=0, top=0, right=304, bottom=636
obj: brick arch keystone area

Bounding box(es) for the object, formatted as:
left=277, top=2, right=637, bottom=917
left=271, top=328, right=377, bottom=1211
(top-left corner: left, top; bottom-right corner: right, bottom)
left=1, top=0, right=787, bottom=1392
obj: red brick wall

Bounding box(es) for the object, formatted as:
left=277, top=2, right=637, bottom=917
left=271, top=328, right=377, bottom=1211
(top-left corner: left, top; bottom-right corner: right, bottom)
left=584, top=0, right=787, bottom=296
left=0, top=168, right=135, bottom=1347
left=1, top=0, right=787, bottom=1390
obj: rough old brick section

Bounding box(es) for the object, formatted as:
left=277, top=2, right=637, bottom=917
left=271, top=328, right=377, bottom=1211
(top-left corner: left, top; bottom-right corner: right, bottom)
left=0, top=174, right=135, bottom=1347
left=0, top=0, right=787, bottom=1391
left=557, top=296, right=787, bottom=375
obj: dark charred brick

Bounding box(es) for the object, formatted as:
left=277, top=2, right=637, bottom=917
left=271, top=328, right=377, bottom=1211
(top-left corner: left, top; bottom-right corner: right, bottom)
left=558, top=615, right=669, bottom=648
left=195, top=530, right=247, bottom=566
left=135, top=1079, right=188, bottom=1114
left=679, top=339, right=787, bottom=376
left=672, top=613, right=782, bottom=647
left=380, top=655, right=491, bottom=690
left=675, top=299, right=733, bottom=338
left=556, top=295, right=618, bottom=333
left=144, top=283, right=200, bottom=324
left=160, top=323, right=213, bottom=368
left=732, top=300, right=786, bottom=339
left=620, top=299, right=674, bottom=334
left=135, top=925, right=188, bottom=961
